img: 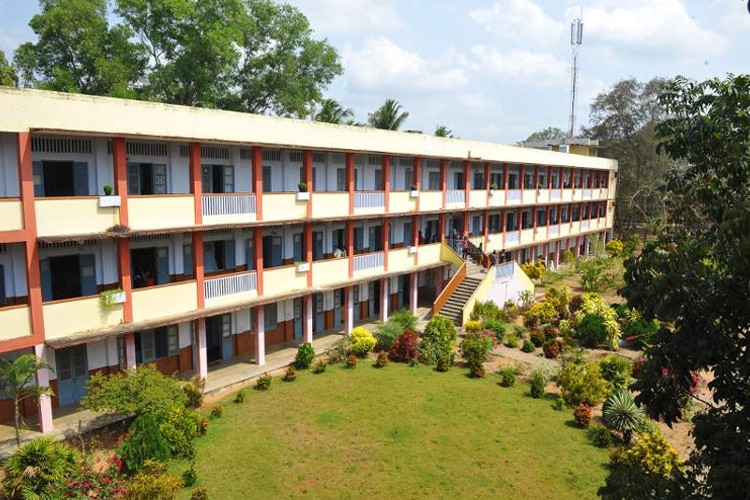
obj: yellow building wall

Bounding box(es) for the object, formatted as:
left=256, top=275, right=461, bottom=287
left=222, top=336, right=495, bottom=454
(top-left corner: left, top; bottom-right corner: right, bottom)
left=488, top=191, right=505, bottom=208
left=312, top=258, right=348, bottom=288
left=311, top=193, right=349, bottom=219
left=129, top=196, right=195, bottom=231
left=0, top=306, right=32, bottom=341
left=263, top=266, right=308, bottom=297
left=44, top=297, right=124, bottom=340
left=388, top=247, right=413, bottom=273
left=35, top=198, right=119, bottom=237
left=131, top=281, right=198, bottom=323
left=388, top=192, right=416, bottom=214
left=263, top=193, right=307, bottom=222
left=0, top=200, right=23, bottom=232
left=520, top=229, right=535, bottom=246
left=522, top=190, right=536, bottom=206
left=417, top=243, right=441, bottom=265
left=419, top=191, right=443, bottom=212
left=469, top=190, right=487, bottom=209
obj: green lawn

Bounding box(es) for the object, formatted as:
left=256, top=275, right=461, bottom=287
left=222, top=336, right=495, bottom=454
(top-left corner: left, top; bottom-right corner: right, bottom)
left=176, top=362, right=608, bottom=499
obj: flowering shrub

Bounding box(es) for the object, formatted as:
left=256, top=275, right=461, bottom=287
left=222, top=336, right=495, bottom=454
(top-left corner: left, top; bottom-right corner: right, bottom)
left=574, top=403, right=593, bottom=427
left=610, top=433, right=682, bottom=477
left=464, top=320, right=482, bottom=334
left=605, top=239, right=624, bottom=257
left=572, top=293, right=621, bottom=349
left=556, top=361, right=611, bottom=405
left=388, top=330, right=420, bottom=363
left=523, top=301, right=557, bottom=329
left=349, top=327, right=376, bottom=356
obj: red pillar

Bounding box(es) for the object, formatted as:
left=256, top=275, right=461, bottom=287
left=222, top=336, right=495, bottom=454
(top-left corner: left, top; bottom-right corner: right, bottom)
left=113, top=138, right=132, bottom=323
left=252, top=146, right=263, bottom=220
left=193, top=233, right=205, bottom=309
left=254, top=226, right=264, bottom=295
left=438, top=213, right=446, bottom=243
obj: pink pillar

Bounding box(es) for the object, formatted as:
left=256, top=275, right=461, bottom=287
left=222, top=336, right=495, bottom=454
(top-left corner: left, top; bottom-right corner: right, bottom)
left=345, top=286, right=354, bottom=334
left=255, top=308, right=266, bottom=366
left=555, top=241, right=561, bottom=268
left=33, top=344, right=53, bottom=433
left=124, top=333, right=136, bottom=370
left=409, top=272, right=418, bottom=315
left=304, top=295, right=313, bottom=343
left=195, top=318, right=208, bottom=379
left=380, top=278, right=389, bottom=322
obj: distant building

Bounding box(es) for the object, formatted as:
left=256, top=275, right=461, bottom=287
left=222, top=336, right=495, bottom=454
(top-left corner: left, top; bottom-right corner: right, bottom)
left=522, top=137, right=601, bottom=157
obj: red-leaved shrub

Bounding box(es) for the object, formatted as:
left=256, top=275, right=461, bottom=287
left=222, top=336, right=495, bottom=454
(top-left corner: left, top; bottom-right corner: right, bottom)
left=388, top=330, right=420, bottom=363
left=574, top=403, right=593, bottom=427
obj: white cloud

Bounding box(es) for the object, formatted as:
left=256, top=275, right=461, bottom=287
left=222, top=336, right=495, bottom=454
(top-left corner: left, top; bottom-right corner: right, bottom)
left=342, top=37, right=468, bottom=92
left=470, top=46, right=568, bottom=85
left=469, top=0, right=564, bottom=46
left=572, top=0, right=728, bottom=60
left=286, top=0, right=403, bottom=35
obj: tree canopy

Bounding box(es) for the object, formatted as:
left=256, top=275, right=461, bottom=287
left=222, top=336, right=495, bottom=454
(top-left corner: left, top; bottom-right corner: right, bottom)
left=15, top=0, right=342, bottom=116
left=585, top=78, right=672, bottom=232
left=368, top=98, right=409, bottom=130
left=312, top=98, right=353, bottom=124
left=621, top=74, right=750, bottom=498
left=434, top=125, right=455, bottom=138
left=0, top=50, right=18, bottom=86
left=524, top=126, right=567, bottom=142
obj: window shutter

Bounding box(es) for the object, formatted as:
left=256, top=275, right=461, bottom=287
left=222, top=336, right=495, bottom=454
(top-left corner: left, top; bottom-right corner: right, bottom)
left=156, top=247, right=169, bottom=285
left=202, top=166, right=211, bottom=193
left=79, top=254, right=97, bottom=296
left=153, top=164, right=167, bottom=194
left=183, top=244, right=193, bottom=277
left=245, top=238, right=254, bottom=270
left=40, top=259, right=53, bottom=301
left=223, top=240, right=235, bottom=269
left=33, top=161, right=44, bottom=197
left=127, top=163, right=141, bottom=195
left=73, top=162, right=89, bottom=196
left=223, top=166, right=235, bottom=193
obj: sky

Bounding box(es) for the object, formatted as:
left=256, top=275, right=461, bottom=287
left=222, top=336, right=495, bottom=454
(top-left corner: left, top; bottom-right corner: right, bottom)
left=1, top=0, right=749, bottom=144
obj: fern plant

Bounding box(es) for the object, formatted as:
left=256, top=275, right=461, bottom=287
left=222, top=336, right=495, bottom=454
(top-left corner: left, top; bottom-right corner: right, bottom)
left=603, top=389, right=646, bottom=444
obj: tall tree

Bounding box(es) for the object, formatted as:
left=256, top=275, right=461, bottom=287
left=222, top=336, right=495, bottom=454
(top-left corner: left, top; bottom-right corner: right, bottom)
left=368, top=98, right=409, bottom=130
left=312, top=98, right=353, bottom=124
left=621, top=75, right=750, bottom=498
left=434, top=125, right=455, bottom=138
left=14, top=0, right=142, bottom=96
left=524, top=126, right=567, bottom=142
left=0, top=355, right=53, bottom=447
left=585, top=78, right=671, bottom=233
left=15, top=0, right=342, bottom=115
left=0, top=50, right=18, bottom=86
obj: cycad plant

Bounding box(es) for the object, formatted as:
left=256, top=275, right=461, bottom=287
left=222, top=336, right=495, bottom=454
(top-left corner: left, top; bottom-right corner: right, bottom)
left=602, top=389, right=646, bottom=445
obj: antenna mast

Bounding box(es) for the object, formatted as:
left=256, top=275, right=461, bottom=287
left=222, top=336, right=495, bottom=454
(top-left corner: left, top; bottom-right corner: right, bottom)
left=568, top=16, right=583, bottom=138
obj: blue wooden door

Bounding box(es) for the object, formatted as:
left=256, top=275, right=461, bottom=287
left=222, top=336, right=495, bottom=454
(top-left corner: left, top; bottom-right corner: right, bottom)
left=353, top=286, right=360, bottom=322
left=313, top=293, right=323, bottom=333
left=33, top=161, right=44, bottom=197
left=79, top=254, right=97, bottom=296
left=39, top=259, right=53, bottom=301
left=156, top=247, right=169, bottom=285
left=55, top=345, right=88, bottom=407
left=368, top=282, right=375, bottom=318
left=221, top=314, right=233, bottom=362
left=73, top=162, right=89, bottom=196
left=334, top=291, right=342, bottom=326
left=293, top=298, right=303, bottom=342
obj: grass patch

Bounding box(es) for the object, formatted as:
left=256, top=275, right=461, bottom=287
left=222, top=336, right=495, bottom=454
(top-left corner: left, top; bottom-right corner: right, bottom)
left=176, top=363, right=608, bottom=499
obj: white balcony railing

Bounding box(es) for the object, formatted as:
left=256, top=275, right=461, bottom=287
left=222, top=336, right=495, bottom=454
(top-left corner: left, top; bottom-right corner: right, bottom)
left=583, top=188, right=592, bottom=199
left=354, top=192, right=385, bottom=209
left=581, top=220, right=591, bottom=230
left=353, top=251, right=384, bottom=271
left=446, top=190, right=465, bottom=204
left=505, top=231, right=520, bottom=245
left=202, top=194, right=256, bottom=217
left=494, top=262, right=514, bottom=279
left=548, top=224, right=559, bottom=236
left=506, top=190, right=521, bottom=202
left=550, top=189, right=562, bottom=199
left=204, top=271, right=257, bottom=300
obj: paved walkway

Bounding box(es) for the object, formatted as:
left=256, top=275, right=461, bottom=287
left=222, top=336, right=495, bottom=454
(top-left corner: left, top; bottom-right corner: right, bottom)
left=0, top=306, right=433, bottom=458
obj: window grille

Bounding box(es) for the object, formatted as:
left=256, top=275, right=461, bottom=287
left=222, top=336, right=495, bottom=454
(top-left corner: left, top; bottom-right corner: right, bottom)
left=32, top=136, right=92, bottom=154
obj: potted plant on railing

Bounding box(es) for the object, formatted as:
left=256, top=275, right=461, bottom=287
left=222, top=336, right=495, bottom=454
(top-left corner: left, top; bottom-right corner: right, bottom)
left=409, top=184, right=419, bottom=198
left=99, top=288, right=125, bottom=308
left=489, top=183, right=499, bottom=196
left=296, top=181, right=310, bottom=201
left=99, top=184, right=121, bottom=207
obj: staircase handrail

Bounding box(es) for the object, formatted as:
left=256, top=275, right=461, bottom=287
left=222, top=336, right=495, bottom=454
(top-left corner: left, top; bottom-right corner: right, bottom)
left=466, top=239, right=491, bottom=269
left=460, top=265, right=496, bottom=326
left=434, top=241, right=467, bottom=315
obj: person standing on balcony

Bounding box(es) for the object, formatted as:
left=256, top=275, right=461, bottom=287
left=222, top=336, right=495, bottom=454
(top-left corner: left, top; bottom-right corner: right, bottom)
left=461, top=235, right=469, bottom=259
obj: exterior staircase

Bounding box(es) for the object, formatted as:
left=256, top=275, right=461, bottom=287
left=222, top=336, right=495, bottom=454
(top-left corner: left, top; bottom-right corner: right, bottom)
left=437, top=261, right=486, bottom=326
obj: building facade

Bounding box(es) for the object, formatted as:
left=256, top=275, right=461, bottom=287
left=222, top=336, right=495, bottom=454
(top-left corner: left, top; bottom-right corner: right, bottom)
left=0, top=88, right=617, bottom=432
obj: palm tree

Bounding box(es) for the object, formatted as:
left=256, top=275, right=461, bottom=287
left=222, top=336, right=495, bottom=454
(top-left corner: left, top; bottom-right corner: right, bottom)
left=602, top=389, right=646, bottom=445
left=434, top=125, right=455, bottom=138
left=368, top=99, right=409, bottom=130
left=0, top=354, right=53, bottom=446
left=312, top=98, right=354, bottom=125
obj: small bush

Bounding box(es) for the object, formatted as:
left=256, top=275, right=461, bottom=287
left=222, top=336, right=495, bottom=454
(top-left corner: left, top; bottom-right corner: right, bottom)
left=574, top=403, right=593, bottom=427
left=605, top=239, right=624, bottom=257
left=503, top=334, right=520, bottom=348
left=182, top=464, right=198, bottom=487
left=470, top=300, right=504, bottom=322
left=553, top=396, right=565, bottom=411
left=183, top=377, right=205, bottom=409
left=464, top=320, right=482, bottom=333
left=497, top=368, right=517, bottom=387
left=117, top=413, right=171, bottom=474
left=198, top=419, right=208, bottom=436
left=521, top=340, right=535, bottom=353
left=590, top=425, right=615, bottom=448
left=483, top=318, right=507, bottom=342
left=324, top=337, right=350, bottom=364
left=210, top=405, right=223, bottom=419
left=158, top=405, right=201, bottom=459
left=374, top=351, right=388, bottom=368
left=523, top=301, right=557, bottom=329
left=521, top=260, right=545, bottom=281
left=518, top=289, right=534, bottom=310
left=312, top=360, right=327, bottom=374
left=557, top=361, right=612, bottom=405
left=389, top=308, right=418, bottom=331
left=543, top=325, right=559, bottom=340
left=388, top=330, right=420, bottom=363
left=234, top=391, right=245, bottom=404
left=575, top=314, right=609, bottom=347
left=529, top=368, right=547, bottom=399
left=460, top=331, right=494, bottom=377
left=345, top=354, right=358, bottom=369
left=435, top=354, right=451, bottom=372
left=191, top=487, right=210, bottom=500
left=293, top=342, right=315, bottom=369
left=599, top=355, right=632, bottom=391
left=542, top=339, right=561, bottom=359
left=529, top=330, right=545, bottom=347
left=503, top=301, right=520, bottom=319
left=1, top=437, right=81, bottom=499
left=610, top=433, right=682, bottom=477
left=255, top=373, right=271, bottom=391
left=420, top=315, right=457, bottom=367
left=126, top=460, right=182, bottom=500
left=282, top=366, right=297, bottom=382
left=374, top=320, right=402, bottom=352
left=349, top=327, right=376, bottom=356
